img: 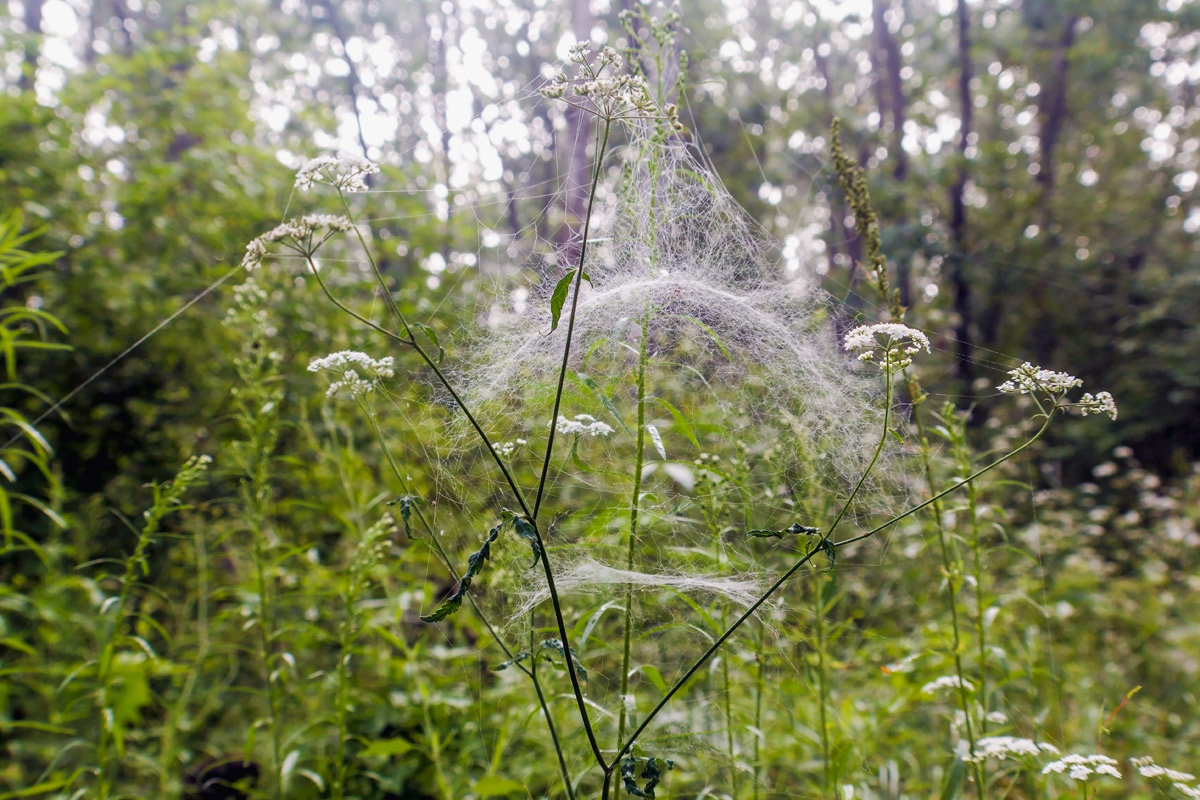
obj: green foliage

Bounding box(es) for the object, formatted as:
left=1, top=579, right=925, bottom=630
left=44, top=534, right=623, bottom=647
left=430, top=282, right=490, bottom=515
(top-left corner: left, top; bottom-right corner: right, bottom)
left=3, top=3, right=1200, bottom=799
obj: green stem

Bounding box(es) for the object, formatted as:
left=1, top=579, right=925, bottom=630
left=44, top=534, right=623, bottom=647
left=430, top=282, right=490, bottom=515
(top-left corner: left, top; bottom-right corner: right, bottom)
left=616, top=406, right=1058, bottom=767
left=909, top=404, right=985, bottom=800
left=814, top=571, right=834, bottom=797
left=356, top=402, right=575, bottom=800
left=615, top=310, right=650, bottom=800
left=753, top=619, right=765, bottom=800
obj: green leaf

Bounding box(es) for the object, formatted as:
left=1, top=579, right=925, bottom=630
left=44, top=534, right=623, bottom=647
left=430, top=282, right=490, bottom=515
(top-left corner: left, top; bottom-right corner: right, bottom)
left=387, top=494, right=421, bottom=538
left=420, top=518, right=509, bottom=623
left=939, top=754, right=966, bottom=800
left=652, top=398, right=700, bottom=451
left=493, top=651, right=530, bottom=671
left=509, top=513, right=543, bottom=567
left=548, top=269, right=576, bottom=334
left=473, top=775, right=526, bottom=797
left=361, top=737, right=418, bottom=758
left=413, top=322, right=445, bottom=363
left=538, top=637, right=588, bottom=684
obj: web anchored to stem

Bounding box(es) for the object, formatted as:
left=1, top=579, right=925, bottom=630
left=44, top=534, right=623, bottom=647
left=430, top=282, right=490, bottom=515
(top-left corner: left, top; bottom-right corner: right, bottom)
left=240, top=40, right=1120, bottom=799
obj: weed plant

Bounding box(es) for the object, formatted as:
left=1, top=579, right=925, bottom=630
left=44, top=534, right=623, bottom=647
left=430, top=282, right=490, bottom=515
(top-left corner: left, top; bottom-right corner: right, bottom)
left=4, top=31, right=1200, bottom=800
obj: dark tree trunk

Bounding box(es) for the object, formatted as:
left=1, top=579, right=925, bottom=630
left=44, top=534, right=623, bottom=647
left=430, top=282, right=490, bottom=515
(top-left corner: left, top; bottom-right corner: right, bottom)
left=1036, top=15, right=1079, bottom=199
left=18, top=0, right=44, bottom=93
left=948, top=0, right=975, bottom=389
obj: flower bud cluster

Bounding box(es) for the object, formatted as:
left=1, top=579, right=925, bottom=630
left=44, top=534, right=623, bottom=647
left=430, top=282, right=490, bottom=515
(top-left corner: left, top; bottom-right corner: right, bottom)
left=295, top=154, right=379, bottom=192
left=541, top=41, right=684, bottom=130
left=241, top=214, right=356, bottom=270
left=997, top=362, right=1118, bottom=420
left=554, top=413, right=614, bottom=437
left=1042, top=753, right=1122, bottom=780
left=843, top=323, right=930, bottom=374
left=308, top=350, right=395, bottom=399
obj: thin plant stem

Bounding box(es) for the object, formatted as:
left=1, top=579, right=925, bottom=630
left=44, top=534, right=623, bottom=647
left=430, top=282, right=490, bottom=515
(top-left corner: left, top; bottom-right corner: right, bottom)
left=814, top=570, right=834, bottom=797
left=615, top=310, right=651, bottom=800
left=752, top=618, right=765, bottom=800
left=909, top=404, right=986, bottom=799
left=614, top=400, right=1058, bottom=774
left=355, top=402, right=576, bottom=800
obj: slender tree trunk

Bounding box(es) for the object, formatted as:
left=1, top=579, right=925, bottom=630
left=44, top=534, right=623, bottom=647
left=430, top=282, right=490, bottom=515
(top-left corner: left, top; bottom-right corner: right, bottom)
left=870, top=0, right=910, bottom=308
left=1036, top=15, right=1079, bottom=201
left=18, top=0, right=44, bottom=94
left=949, top=0, right=975, bottom=390
left=318, top=0, right=372, bottom=161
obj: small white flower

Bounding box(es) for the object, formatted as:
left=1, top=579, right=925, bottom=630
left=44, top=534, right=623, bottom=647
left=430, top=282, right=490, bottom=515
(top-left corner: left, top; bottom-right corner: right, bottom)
left=242, top=214, right=356, bottom=270
left=541, top=41, right=681, bottom=128
left=492, top=439, right=527, bottom=457
left=919, top=674, right=974, bottom=695
left=997, top=362, right=1082, bottom=395
left=844, top=323, right=931, bottom=373
left=555, top=414, right=614, bottom=437
left=1075, top=390, right=1119, bottom=420
left=1042, top=753, right=1122, bottom=781
left=965, top=736, right=1058, bottom=762
left=295, top=154, right=379, bottom=192
left=1134, top=756, right=1197, bottom=784
left=308, top=350, right=395, bottom=399
left=997, top=362, right=1118, bottom=420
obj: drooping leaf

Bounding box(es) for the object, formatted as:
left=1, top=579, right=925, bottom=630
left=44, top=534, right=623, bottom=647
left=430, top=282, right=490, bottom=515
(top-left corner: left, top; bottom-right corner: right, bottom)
left=538, top=637, right=588, bottom=684
left=548, top=269, right=576, bottom=334
left=413, top=322, right=445, bottom=363
left=387, top=494, right=421, bottom=538
left=420, top=518, right=509, bottom=622
left=746, top=522, right=821, bottom=539
left=509, top=513, right=544, bottom=568
left=620, top=756, right=674, bottom=799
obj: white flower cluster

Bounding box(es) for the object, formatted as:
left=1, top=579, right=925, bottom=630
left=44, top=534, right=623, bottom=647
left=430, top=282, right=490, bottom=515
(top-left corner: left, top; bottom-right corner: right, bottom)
left=1042, top=753, right=1122, bottom=781
left=997, top=362, right=1118, bottom=420
left=1076, top=391, right=1119, bottom=420
left=541, top=41, right=682, bottom=129
left=965, top=736, right=1060, bottom=763
left=555, top=414, right=614, bottom=438
left=295, top=154, right=379, bottom=192
left=998, top=362, right=1082, bottom=395
left=1134, top=756, right=1200, bottom=797
left=242, top=214, right=356, bottom=270
left=307, top=350, right=395, bottom=399
left=919, top=674, right=973, bottom=695
left=492, top=438, right=527, bottom=457
left=843, top=323, right=931, bottom=373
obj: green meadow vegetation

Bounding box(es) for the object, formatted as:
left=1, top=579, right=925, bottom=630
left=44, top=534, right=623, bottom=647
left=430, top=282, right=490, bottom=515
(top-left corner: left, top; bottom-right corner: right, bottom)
left=2, top=2, right=1200, bottom=799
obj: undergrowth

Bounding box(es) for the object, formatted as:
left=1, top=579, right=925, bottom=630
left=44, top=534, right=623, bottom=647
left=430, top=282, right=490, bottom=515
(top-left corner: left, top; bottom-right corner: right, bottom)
left=2, top=27, right=1199, bottom=800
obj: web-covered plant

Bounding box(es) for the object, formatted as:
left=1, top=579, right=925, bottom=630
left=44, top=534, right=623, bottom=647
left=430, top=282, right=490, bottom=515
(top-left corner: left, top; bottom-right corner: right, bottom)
left=237, top=35, right=1121, bottom=800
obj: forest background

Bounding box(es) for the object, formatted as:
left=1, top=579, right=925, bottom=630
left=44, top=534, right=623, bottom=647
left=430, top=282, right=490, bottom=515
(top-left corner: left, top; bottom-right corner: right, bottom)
left=2, top=0, right=1200, bottom=798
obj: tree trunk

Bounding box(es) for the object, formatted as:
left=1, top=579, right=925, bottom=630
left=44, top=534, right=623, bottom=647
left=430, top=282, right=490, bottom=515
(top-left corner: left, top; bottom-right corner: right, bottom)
left=948, top=0, right=975, bottom=390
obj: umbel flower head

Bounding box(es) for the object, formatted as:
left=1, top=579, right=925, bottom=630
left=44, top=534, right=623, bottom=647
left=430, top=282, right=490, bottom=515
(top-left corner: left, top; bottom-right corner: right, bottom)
left=295, top=154, right=379, bottom=192
left=241, top=214, right=355, bottom=271
left=541, top=41, right=683, bottom=129
left=1042, top=753, right=1122, bottom=781
left=843, top=323, right=930, bottom=374
left=998, top=362, right=1118, bottom=420
left=308, top=350, right=395, bottom=399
